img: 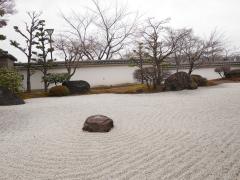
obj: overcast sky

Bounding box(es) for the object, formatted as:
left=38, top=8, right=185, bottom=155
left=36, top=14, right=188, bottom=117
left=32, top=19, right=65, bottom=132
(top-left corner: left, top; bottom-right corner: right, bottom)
left=1, top=0, right=240, bottom=62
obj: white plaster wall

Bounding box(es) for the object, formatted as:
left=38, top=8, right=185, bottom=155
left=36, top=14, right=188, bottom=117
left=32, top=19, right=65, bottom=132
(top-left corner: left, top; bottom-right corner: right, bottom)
left=19, top=66, right=138, bottom=90
left=18, top=66, right=220, bottom=90
left=174, top=68, right=220, bottom=79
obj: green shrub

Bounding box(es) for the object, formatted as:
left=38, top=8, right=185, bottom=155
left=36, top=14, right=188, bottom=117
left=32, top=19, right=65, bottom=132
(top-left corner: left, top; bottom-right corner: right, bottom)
left=191, top=74, right=207, bottom=86
left=0, top=68, right=22, bottom=92
left=225, top=69, right=240, bottom=78
left=43, top=73, right=70, bottom=86
left=48, top=85, right=70, bottom=97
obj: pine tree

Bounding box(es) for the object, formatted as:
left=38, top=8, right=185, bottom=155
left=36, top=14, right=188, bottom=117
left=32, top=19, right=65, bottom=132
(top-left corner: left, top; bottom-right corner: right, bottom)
left=10, top=12, right=42, bottom=92
left=34, top=20, right=54, bottom=92
left=0, top=0, right=15, bottom=53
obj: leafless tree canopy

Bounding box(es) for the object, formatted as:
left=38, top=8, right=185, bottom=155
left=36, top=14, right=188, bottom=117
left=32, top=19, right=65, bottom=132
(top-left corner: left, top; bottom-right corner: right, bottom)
left=136, top=18, right=189, bottom=86
left=179, top=29, right=219, bottom=75
left=204, top=29, right=224, bottom=62
left=141, top=18, right=172, bottom=61
left=55, top=35, right=83, bottom=79
left=173, top=28, right=192, bottom=72
left=61, top=0, right=138, bottom=61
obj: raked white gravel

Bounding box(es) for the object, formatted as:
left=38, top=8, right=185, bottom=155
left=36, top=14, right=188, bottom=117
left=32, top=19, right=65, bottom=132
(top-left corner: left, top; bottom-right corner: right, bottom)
left=0, top=83, right=240, bottom=180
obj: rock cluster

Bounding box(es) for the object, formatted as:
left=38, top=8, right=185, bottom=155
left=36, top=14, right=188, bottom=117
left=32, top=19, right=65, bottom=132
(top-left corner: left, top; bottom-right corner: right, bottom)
left=164, top=72, right=198, bottom=91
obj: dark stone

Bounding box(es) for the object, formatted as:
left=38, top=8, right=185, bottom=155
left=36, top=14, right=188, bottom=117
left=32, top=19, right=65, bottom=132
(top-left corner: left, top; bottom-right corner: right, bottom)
left=164, top=72, right=198, bottom=91
left=191, top=74, right=208, bottom=86
left=189, top=80, right=198, bottom=90
left=83, top=115, right=114, bottom=132
left=62, top=80, right=90, bottom=94
left=0, top=86, right=25, bottom=106
left=225, top=69, right=240, bottom=78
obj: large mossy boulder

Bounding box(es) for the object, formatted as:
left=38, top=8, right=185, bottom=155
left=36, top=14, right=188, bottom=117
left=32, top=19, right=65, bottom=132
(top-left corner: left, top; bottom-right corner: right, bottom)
left=83, top=115, right=114, bottom=132
left=191, top=74, right=208, bottom=86
left=0, top=86, right=25, bottom=106
left=62, top=80, right=90, bottom=94
left=165, top=72, right=198, bottom=91
left=225, top=69, right=240, bottom=78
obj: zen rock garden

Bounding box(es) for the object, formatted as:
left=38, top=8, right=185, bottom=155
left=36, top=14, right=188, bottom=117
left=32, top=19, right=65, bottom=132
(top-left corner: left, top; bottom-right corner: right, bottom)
left=1, top=0, right=240, bottom=178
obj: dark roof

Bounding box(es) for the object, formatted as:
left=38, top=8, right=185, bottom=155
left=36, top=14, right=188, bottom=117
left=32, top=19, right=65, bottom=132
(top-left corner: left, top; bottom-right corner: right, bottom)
left=0, top=50, right=18, bottom=62
left=14, top=59, right=153, bottom=69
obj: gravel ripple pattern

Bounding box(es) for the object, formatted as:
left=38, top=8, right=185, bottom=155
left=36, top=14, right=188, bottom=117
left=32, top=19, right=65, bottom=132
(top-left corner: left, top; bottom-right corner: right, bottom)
left=0, top=83, right=240, bottom=180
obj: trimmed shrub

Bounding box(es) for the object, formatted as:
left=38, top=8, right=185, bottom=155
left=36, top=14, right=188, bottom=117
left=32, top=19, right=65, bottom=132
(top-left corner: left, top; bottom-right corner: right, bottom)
left=225, top=69, right=240, bottom=78
left=191, top=74, right=207, bottom=86
left=48, top=85, right=70, bottom=97
left=214, top=65, right=231, bottom=78
left=0, top=68, right=22, bottom=93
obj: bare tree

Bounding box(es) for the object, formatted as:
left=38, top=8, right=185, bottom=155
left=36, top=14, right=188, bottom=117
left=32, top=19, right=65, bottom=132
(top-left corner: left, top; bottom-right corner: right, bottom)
left=173, top=45, right=183, bottom=73
left=173, top=28, right=192, bottom=72
left=91, top=0, right=138, bottom=60
left=10, top=12, right=42, bottom=92
left=61, top=0, right=138, bottom=60
left=61, top=10, right=96, bottom=61
left=223, top=48, right=231, bottom=61
left=132, top=42, right=145, bottom=84
left=230, top=48, right=240, bottom=61
left=181, top=30, right=210, bottom=75
left=140, top=18, right=185, bottom=87
left=222, top=47, right=240, bottom=61
left=204, top=29, right=224, bottom=62
left=55, top=35, right=83, bottom=79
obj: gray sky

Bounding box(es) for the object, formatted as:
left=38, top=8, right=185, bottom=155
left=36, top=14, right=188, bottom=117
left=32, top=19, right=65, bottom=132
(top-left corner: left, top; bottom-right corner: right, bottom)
left=1, top=0, right=240, bottom=62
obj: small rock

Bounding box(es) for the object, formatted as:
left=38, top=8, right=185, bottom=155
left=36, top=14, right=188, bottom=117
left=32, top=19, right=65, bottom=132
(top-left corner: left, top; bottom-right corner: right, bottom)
left=83, top=115, right=114, bottom=132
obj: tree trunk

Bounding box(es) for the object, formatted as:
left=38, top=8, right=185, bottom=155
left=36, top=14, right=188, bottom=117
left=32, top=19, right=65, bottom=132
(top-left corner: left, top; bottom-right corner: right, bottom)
left=26, top=55, right=32, bottom=92
left=188, top=63, right=194, bottom=75
left=26, top=66, right=31, bottom=92
left=44, top=80, right=48, bottom=92
left=139, top=61, right=144, bottom=84
left=176, top=61, right=179, bottom=73
left=156, top=63, right=162, bottom=86
left=43, top=68, right=48, bottom=92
